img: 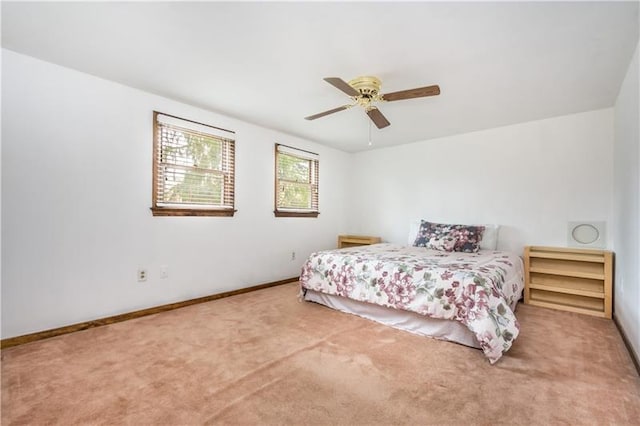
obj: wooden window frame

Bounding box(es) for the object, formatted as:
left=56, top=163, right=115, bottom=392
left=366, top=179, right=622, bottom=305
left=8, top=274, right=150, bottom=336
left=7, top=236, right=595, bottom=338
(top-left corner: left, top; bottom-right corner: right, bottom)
left=274, top=144, right=319, bottom=218
left=151, top=111, right=236, bottom=217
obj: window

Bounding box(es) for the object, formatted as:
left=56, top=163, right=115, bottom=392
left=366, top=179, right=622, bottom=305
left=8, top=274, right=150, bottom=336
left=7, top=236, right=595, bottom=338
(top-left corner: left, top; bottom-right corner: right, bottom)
left=274, top=144, right=319, bottom=217
left=151, top=112, right=236, bottom=216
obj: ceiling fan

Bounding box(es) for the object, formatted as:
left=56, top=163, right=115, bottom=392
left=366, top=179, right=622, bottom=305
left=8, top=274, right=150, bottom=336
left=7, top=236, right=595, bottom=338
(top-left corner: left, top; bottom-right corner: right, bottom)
left=304, top=76, right=440, bottom=129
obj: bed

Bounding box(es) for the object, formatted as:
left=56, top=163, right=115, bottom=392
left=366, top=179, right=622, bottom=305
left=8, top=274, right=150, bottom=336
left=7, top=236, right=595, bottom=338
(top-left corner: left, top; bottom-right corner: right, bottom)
left=299, top=239, right=524, bottom=364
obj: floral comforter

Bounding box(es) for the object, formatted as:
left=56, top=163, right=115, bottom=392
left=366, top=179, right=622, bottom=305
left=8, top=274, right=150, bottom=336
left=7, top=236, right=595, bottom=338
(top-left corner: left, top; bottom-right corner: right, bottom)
left=300, top=243, right=524, bottom=363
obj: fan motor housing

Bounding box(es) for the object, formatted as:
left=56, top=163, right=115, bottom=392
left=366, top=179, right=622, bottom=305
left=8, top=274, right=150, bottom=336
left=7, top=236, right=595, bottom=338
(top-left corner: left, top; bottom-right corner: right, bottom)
left=348, top=76, right=381, bottom=97
left=348, top=76, right=383, bottom=106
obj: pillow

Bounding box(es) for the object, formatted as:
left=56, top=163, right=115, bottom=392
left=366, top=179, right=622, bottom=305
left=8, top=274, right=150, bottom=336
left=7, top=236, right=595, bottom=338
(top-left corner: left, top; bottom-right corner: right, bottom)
left=479, top=224, right=500, bottom=251
left=408, top=220, right=500, bottom=250
left=407, top=220, right=422, bottom=245
left=412, top=220, right=485, bottom=253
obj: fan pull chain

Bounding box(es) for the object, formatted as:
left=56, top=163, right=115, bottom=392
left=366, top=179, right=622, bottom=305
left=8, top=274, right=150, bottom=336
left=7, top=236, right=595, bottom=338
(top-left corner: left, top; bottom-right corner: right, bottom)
left=368, top=120, right=372, bottom=146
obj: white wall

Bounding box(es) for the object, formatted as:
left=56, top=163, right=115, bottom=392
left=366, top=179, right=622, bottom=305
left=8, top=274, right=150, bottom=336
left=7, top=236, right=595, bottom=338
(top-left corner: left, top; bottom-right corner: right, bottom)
left=2, top=46, right=633, bottom=348
left=613, top=41, right=639, bottom=358
left=1, top=49, right=351, bottom=338
left=348, top=108, right=614, bottom=254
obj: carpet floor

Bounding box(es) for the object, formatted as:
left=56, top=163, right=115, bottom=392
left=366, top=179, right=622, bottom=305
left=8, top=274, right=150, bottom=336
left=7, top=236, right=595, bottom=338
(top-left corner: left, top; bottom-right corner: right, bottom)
left=2, top=282, right=639, bottom=425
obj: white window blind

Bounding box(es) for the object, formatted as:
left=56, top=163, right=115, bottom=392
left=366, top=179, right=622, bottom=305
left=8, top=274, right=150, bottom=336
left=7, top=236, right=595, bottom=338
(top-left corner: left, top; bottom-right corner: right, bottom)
left=275, top=144, right=319, bottom=217
left=152, top=112, right=235, bottom=216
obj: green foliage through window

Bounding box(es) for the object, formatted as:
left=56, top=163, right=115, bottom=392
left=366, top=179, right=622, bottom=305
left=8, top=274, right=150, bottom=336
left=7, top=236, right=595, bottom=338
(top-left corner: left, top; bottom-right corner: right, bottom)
left=276, top=145, right=319, bottom=213
left=153, top=113, right=235, bottom=213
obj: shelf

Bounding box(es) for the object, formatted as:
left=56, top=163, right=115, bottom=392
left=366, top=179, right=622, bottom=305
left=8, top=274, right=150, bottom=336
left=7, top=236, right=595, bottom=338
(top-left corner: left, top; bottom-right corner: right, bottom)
left=341, top=242, right=369, bottom=248
left=524, top=246, right=612, bottom=319
left=529, top=267, right=604, bottom=280
left=529, top=288, right=604, bottom=311
left=529, top=273, right=604, bottom=295
left=527, top=300, right=607, bottom=318
left=527, top=246, right=608, bottom=256
left=528, top=283, right=604, bottom=299
left=338, top=235, right=381, bottom=249
left=528, top=251, right=605, bottom=263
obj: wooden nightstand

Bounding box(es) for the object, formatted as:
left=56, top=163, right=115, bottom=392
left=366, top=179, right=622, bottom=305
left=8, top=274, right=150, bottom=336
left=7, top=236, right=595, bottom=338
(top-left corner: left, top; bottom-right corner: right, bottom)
left=338, top=235, right=381, bottom=249
left=524, top=246, right=612, bottom=318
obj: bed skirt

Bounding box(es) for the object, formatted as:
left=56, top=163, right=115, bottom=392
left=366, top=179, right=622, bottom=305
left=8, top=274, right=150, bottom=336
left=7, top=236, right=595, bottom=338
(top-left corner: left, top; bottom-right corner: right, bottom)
left=303, top=289, right=481, bottom=349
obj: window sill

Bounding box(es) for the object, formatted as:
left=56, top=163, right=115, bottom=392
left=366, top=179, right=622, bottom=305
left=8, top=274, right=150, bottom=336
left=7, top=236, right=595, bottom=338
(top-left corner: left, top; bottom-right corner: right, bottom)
left=274, top=210, right=319, bottom=218
left=151, top=207, right=236, bottom=217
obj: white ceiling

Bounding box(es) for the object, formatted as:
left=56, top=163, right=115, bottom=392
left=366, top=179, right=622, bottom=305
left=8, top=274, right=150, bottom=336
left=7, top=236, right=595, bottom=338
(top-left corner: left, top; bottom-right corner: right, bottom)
left=2, top=1, right=638, bottom=152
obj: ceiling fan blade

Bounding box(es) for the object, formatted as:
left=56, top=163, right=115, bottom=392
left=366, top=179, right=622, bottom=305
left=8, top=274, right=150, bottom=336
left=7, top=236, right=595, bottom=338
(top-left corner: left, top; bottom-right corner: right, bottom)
left=366, top=107, right=391, bottom=129
left=304, top=105, right=350, bottom=121
left=324, top=77, right=360, bottom=97
left=382, top=85, right=441, bottom=102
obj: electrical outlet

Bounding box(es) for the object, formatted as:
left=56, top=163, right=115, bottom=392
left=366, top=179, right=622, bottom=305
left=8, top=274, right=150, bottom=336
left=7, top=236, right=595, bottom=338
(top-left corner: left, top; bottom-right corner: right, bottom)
left=160, top=265, right=168, bottom=279
left=137, top=268, right=148, bottom=282
left=291, top=251, right=296, bottom=261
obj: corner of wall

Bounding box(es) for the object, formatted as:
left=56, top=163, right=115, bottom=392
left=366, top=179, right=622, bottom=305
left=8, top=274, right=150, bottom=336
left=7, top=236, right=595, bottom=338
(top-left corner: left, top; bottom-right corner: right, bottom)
left=612, top=37, right=640, bottom=360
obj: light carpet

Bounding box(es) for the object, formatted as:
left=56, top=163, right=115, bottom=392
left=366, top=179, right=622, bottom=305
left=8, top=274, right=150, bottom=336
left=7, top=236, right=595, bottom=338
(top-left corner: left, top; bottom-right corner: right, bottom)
left=2, top=282, right=639, bottom=425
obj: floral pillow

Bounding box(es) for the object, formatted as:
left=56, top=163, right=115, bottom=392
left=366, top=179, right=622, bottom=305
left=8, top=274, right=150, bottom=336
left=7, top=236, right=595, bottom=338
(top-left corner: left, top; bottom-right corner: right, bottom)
left=413, top=220, right=485, bottom=253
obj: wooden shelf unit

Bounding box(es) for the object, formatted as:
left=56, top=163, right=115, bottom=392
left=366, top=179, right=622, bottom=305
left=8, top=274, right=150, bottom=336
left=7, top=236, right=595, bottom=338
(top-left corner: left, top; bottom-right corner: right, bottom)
left=338, top=235, right=381, bottom=249
left=524, top=246, right=612, bottom=318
